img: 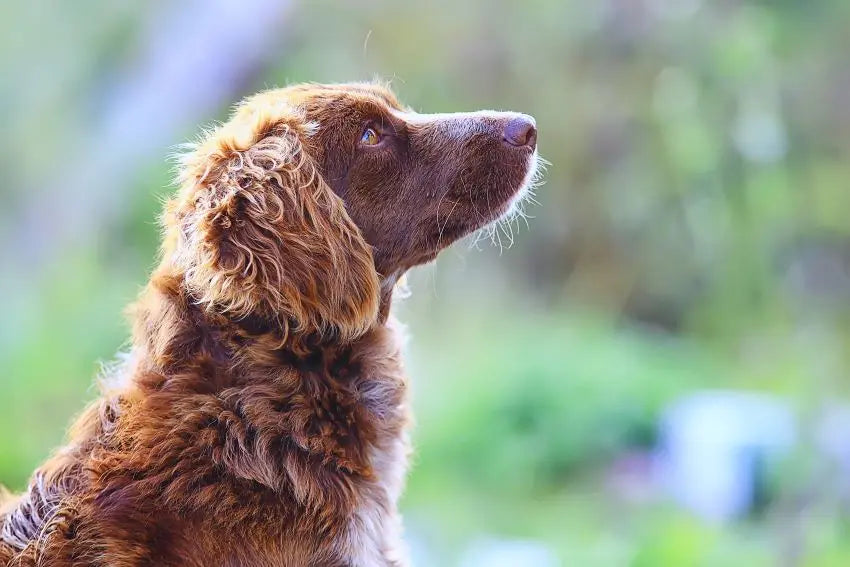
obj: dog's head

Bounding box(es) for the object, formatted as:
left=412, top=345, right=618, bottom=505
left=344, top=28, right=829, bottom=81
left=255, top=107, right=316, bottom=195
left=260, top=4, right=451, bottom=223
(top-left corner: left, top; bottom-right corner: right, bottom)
left=166, top=82, right=539, bottom=341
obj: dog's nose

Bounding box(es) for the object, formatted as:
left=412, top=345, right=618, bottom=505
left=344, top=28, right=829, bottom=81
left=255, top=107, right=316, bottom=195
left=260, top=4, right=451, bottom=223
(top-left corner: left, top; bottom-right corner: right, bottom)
left=503, top=115, right=537, bottom=149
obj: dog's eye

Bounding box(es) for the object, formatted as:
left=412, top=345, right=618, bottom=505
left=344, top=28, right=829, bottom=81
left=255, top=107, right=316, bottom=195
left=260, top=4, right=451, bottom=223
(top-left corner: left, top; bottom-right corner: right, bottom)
left=360, top=127, right=381, bottom=146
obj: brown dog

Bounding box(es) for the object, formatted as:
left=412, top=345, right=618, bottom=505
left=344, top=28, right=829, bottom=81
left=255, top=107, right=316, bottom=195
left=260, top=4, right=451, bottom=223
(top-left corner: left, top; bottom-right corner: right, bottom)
left=0, top=82, right=539, bottom=566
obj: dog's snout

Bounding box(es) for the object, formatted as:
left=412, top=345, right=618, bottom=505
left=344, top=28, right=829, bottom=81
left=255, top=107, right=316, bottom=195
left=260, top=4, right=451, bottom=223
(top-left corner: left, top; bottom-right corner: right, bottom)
left=502, top=115, right=537, bottom=149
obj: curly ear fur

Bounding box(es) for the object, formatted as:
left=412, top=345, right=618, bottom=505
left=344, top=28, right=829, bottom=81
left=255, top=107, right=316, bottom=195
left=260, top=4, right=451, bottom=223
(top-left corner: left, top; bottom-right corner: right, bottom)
left=164, top=95, right=380, bottom=342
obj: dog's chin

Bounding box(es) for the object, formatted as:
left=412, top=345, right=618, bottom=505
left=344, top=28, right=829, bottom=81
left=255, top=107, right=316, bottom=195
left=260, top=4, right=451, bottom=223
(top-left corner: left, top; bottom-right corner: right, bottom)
left=501, top=150, right=540, bottom=218
left=399, top=152, right=541, bottom=270
left=442, top=151, right=541, bottom=244
left=481, top=150, right=540, bottom=226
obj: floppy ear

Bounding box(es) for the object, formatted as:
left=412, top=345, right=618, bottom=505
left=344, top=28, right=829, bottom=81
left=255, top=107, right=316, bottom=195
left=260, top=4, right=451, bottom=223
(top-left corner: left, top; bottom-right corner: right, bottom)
left=166, top=101, right=380, bottom=342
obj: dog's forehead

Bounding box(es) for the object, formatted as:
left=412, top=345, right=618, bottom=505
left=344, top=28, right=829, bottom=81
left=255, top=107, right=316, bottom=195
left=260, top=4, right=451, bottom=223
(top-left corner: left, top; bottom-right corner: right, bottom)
left=283, top=83, right=404, bottom=112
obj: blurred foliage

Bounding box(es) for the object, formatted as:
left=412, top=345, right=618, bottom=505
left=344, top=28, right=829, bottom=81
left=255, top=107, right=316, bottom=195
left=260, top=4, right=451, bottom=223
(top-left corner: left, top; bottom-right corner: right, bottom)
left=2, top=0, right=850, bottom=564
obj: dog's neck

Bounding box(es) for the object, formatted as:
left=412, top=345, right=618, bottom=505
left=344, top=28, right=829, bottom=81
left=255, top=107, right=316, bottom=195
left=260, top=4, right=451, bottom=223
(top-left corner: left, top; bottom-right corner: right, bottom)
left=128, top=263, right=413, bottom=387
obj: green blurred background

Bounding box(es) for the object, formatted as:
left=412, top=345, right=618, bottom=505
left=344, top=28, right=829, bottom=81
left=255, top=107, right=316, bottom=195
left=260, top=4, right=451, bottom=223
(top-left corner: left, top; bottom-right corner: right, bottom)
left=2, top=1, right=850, bottom=565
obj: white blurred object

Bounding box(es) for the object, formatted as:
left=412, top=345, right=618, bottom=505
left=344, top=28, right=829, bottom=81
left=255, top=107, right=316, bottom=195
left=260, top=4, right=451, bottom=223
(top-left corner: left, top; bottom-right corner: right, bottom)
left=459, top=537, right=560, bottom=567
left=405, top=526, right=438, bottom=567
left=733, top=91, right=788, bottom=164
left=657, top=391, right=796, bottom=522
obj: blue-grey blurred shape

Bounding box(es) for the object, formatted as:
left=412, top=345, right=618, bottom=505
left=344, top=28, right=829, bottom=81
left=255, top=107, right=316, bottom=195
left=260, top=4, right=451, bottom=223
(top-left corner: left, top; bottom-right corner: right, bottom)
left=658, top=391, right=795, bottom=522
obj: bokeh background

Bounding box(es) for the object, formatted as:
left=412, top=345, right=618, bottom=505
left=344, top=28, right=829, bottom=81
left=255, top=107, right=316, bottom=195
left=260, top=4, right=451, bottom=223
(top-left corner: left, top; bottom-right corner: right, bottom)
left=2, top=1, right=850, bottom=565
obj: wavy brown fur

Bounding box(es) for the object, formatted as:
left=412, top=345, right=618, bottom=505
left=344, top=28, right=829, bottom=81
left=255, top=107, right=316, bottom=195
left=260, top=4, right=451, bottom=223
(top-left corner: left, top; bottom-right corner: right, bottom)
left=1, top=82, right=538, bottom=566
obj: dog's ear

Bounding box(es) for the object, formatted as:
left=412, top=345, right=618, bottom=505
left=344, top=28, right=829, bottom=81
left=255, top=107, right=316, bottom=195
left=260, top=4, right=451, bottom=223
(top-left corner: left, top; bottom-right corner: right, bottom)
left=166, top=99, right=380, bottom=341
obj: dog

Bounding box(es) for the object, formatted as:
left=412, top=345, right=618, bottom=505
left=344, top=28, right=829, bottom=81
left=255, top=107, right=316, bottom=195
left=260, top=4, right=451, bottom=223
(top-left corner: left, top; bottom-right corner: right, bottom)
left=0, top=82, right=540, bottom=566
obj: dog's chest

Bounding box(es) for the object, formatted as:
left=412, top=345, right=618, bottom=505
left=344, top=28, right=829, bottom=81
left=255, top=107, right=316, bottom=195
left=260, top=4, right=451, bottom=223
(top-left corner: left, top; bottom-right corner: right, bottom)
left=191, top=326, right=411, bottom=565
left=174, top=427, right=411, bottom=567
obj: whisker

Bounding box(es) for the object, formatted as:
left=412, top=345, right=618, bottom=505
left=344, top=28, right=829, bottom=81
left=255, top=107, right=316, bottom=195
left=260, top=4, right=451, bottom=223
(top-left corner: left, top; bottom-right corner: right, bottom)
left=436, top=199, right=460, bottom=254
